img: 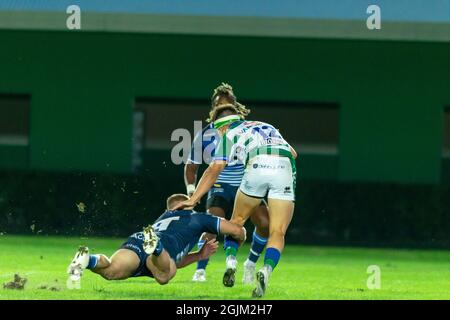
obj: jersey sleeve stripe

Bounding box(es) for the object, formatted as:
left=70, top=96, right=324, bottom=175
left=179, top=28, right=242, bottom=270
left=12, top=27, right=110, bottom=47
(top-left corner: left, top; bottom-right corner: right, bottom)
left=216, top=217, right=221, bottom=235
left=213, top=156, right=228, bottom=161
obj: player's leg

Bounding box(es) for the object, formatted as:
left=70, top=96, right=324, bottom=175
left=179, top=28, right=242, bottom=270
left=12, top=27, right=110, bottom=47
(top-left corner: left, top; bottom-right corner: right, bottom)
left=145, top=249, right=177, bottom=285
left=253, top=155, right=296, bottom=298
left=193, top=206, right=223, bottom=281
left=193, top=189, right=228, bottom=282
left=142, top=224, right=177, bottom=285
left=253, top=198, right=294, bottom=297
left=92, top=249, right=140, bottom=280
left=243, top=204, right=270, bottom=284
left=223, top=190, right=261, bottom=287
left=67, top=246, right=139, bottom=283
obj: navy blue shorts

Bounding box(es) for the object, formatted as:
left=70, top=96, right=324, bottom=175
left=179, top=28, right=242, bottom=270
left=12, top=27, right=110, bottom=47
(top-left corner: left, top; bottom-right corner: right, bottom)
left=206, top=183, right=239, bottom=216
left=206, top=183, right=267, bottom=217
left=120, top=232, right=154, bottom=278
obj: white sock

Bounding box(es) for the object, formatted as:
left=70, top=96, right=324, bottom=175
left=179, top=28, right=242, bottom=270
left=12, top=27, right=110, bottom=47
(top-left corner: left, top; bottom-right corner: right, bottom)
left=226, top=256, right=237, bottom=269
left=263, top=264, right=273, bottom=277
left=244, top=259, right=256, bottom=268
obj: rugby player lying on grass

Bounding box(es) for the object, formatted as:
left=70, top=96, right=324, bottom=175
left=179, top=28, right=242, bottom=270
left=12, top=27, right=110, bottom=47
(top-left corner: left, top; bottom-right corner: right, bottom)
left=67, top=194, right=246, bottom=286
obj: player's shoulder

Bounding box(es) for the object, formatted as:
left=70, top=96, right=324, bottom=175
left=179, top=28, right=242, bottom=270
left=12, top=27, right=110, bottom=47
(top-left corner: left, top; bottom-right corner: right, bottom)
left=202, top=123, right=215, bottom=133
left=205, top=123, right=214, bottom=130
left=224, top=120, right=245, bottom=135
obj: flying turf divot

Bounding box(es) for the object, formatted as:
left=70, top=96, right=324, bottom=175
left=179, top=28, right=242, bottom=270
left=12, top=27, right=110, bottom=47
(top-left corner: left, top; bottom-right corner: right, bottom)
left=3, top=274, right=27, bottom=290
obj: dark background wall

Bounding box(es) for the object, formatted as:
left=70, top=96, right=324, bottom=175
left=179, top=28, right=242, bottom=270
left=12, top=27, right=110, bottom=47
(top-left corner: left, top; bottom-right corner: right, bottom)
left=0, top=30, right=449, bottom=247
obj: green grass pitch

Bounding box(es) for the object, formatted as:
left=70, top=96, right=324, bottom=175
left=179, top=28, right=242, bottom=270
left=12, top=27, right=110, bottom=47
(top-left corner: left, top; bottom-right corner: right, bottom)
left=1, top=235, right=449, bottom=299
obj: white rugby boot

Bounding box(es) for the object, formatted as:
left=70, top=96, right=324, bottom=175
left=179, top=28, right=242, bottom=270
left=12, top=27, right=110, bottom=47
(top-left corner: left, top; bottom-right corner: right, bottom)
left=252, top=265, right=271, bottom=298
left=223, top=256, right=238, bottom=287
left=242, top=260, right=256, bottom=285
left=67, top=246, right=90, bottom=282
left=143, top=224, right=159, bottom=255
left=192, top=269, right=206, bottom=282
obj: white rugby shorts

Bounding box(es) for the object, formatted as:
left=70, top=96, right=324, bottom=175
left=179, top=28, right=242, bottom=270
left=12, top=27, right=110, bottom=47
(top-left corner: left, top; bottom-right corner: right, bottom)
left=240, top=154, right=295, bottom=201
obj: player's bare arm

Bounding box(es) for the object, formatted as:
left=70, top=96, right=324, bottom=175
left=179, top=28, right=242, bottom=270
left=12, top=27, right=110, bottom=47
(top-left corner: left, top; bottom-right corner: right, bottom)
left=289, top=145, right=298, bottom=159
left=176, top=160, right=227, bottom=209
left=184, top=162, right=199, bottom=196
left=219, top=219, right=247, bottom=245
left=176, top=239, right=219, bottom=268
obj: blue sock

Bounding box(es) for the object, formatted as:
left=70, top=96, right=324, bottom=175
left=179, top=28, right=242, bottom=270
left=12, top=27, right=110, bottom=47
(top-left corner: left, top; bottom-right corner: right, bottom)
left=87, top=255, right=99, bottom=269
left=196, top=240, right=209, bottom=270
left=264, top=247, right=281, bottom=270
left=248, top=231, right=268, bottom=263
left=224, top=235, right=239, bottom=257
left=153, top=239, right=164, bottom=257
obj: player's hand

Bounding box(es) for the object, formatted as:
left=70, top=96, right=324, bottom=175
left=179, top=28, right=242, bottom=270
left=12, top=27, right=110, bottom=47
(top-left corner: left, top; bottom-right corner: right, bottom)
left=198, top=238, right=219, bottom=260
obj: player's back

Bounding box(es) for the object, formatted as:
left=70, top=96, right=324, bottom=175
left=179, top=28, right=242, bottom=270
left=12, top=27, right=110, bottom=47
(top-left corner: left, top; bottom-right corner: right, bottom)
left=217, top=120, right=292, bottom=166
left=152, top=210, right=220, bottom=264
left=189, top=123, right=244, bottom=187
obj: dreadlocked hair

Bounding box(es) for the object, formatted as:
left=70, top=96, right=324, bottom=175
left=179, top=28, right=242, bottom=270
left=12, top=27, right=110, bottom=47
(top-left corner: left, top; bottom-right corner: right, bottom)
left=235, top=101, right=251, bottom=119
left=211, top=83, right=236, bottom=106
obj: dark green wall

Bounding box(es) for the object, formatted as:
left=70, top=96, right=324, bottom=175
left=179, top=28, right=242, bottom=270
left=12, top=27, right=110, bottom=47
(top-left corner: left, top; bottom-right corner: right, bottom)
left=1, top=170, right=449, bottom=248
left=0, top=30, right=449, bottom=183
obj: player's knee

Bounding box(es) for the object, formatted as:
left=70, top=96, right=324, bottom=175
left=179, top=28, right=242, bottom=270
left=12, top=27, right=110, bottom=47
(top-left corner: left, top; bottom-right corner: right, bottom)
left=269, top=229, right=286, bottom=239
left=253, top=212, right=269, bottom=232
left=156, top=275, right=170, bottom=285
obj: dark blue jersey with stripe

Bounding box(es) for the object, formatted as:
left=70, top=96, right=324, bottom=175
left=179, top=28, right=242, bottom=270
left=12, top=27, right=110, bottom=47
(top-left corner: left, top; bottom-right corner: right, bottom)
left=153, top=210, right=221, bottom=264
left=188, top=123, right=244, bottom=187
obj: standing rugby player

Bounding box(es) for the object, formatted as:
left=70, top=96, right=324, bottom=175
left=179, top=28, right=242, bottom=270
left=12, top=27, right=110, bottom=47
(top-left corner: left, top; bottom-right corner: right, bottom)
left=176, top=105, right=297, bottom=298
left=184, top=83, right=269, bottom=284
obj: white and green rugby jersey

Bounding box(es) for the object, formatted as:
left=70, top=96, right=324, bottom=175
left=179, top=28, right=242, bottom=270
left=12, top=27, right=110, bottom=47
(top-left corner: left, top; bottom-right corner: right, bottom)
left=212, top=120, right=292, bottom=166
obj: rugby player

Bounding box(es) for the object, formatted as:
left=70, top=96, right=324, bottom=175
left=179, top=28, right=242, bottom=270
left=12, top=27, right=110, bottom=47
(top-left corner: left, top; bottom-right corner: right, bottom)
left=185, top=83, right=269, bottom=284
left=175, top=105, right=297, bottom=297
left=67, top=194, right=246, bottom=286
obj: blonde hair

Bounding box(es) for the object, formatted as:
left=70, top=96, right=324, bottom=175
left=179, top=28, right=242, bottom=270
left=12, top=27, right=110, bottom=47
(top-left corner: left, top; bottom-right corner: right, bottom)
left=166, top=194, right=189, bottom=210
